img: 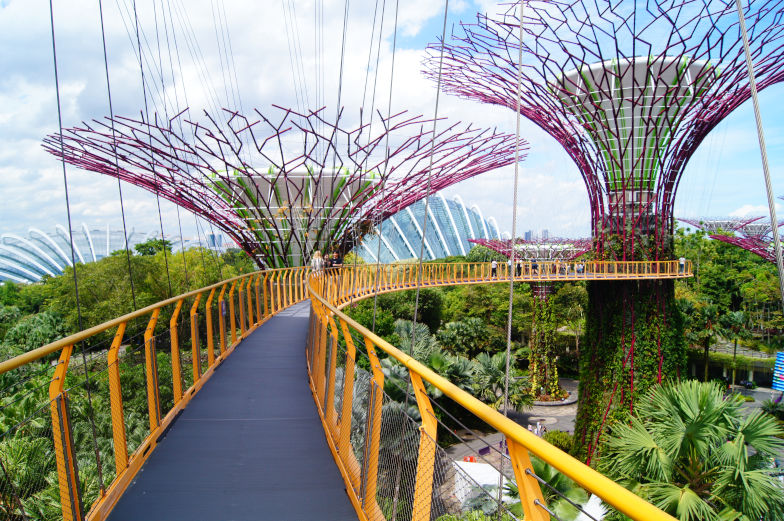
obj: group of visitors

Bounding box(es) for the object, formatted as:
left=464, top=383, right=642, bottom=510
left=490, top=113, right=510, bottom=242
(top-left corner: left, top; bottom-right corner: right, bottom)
left=310, top=250, right=343, bottom=273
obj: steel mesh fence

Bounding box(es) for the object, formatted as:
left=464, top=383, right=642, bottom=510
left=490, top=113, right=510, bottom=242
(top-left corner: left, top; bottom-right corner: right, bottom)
left=119, top=339, right=150, bottom=457
left=374, top=392, right=421, bottom=521
left=0, top=401, right=57, bottom=521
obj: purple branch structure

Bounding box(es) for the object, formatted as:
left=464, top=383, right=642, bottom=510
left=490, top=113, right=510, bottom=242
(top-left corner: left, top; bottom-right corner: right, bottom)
left=681, top=216, right=783, bottom=262
left=44, top=106, right=524, bottom=267
left=426, top=0, right=784, bottom=257
left=427, top=0, right=784, bottom=460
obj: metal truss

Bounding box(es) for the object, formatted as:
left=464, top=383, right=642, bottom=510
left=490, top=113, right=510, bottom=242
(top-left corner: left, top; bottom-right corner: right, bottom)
left=469, top=237, right=591, bottom=260
left=44, top=106, right=525, bottom=267
left=427, top=0, right=784, bottom=257
left=682, top=216, right=783, bottom=262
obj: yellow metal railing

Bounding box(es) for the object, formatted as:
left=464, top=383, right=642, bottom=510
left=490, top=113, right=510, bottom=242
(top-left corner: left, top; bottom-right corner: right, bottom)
left=0, top=260, right=689, bottom=521
left=0, top=267, right=308, bottom=521
left=306, top=261, right=685, bottom=521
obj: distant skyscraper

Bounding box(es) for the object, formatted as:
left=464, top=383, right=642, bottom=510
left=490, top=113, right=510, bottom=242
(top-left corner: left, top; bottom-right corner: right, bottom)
left=524, top=230, right=533, bottom=241
left=542, top=229, right=549, bottom=240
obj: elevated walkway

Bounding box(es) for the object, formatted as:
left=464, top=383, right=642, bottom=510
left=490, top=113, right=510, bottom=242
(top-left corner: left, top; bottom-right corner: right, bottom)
left=0, top=262, right=685, bottom=521
left=107, top=302, right=355, bottom=521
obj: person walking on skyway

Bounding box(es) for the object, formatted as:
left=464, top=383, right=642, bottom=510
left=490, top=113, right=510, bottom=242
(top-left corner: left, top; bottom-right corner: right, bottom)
left=311, top=250, right=324, bottom=273
left=516, top=260, right=522, bottom=277
left=491, top=259, right=498, bottom=278
left=679, top=256, right=686, bottom=274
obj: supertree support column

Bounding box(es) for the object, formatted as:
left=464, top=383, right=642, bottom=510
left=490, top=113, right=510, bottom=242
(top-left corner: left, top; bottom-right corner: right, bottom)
left=681, top=216, right=784, bottom=263
left=44, top=107, right=525, bottom=268
left=531, top=283, right=559, bottom=398
left=470, top=238, right=591, bottom=400
left=432, top=0, right=784, bottom=461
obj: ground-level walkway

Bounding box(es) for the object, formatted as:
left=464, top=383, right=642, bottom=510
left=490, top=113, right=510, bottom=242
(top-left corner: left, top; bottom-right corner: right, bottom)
left=107, top=302, right=356, bottom=521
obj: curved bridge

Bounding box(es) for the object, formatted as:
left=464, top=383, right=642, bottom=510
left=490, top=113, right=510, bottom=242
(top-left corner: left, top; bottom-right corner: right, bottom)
left=0, top=261, right=690, bottom=521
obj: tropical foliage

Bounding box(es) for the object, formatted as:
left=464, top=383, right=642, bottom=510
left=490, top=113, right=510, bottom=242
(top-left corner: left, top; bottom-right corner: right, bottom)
left=601, top=380, right=784, bottom=521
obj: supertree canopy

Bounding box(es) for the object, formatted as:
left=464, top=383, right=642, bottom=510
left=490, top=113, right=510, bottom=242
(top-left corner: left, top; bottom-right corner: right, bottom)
left=681, top=216, right=783, bottom=262
left=44, top=107, right=523, bottom=268
left=427, top=0, right=784, bottom=255
left=427, top=0, right=784, bottom=461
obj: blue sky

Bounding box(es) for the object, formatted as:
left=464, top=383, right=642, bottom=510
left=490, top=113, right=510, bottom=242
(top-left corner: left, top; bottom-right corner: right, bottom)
left=1, top=0, right=782, bottom=247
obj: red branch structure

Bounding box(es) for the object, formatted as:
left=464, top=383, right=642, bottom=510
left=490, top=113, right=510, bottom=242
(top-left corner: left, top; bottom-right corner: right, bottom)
left=44, top=106, right=525, bottom=267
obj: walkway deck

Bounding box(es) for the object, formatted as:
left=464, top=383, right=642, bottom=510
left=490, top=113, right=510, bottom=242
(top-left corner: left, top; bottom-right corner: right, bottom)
left=106, top=302, right=356, bottom=521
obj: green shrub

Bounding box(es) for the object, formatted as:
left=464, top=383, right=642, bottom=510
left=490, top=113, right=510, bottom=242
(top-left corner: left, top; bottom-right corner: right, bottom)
left=543, top=430, right=573, bottom=453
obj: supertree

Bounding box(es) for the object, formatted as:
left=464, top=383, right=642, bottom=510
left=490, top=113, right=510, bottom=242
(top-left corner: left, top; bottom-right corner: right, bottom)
left=471, top=237, right=591, bottom=400
left=44, top=106, right=523, bottom=268
left=426, top=0, right=784, bottom=460
left=681, top=216, right=783, bottom=262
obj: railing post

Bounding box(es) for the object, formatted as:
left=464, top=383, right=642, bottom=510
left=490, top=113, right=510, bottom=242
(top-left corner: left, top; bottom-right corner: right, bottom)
left=108, top=323, right=128, bottom=475
left=325, top=315, right=340, bottom=429
left=218, top=283, right=228, bottom=354
left=507, top=438, right=549, bottom=521
left=205, top=288, right=217, bottom=366
left=361, top=338, right=384, bottom=517
left=255, top=274, right=262, bottom=323
left=338, top=319, right=359, bottom=493
left=229, top=280, right=238, bottom=344
left=286, top=270, right=293, bottom=306
left=190, top=293, right=202, bottom=382
left=316, top=306, right=329, bottom=405
left=246, top=277, right=254, bottom=327
left=263, top=272, right=270, bottom=317
left=144, top=308, right=162, bottom=431
left=238, top=279, right=247, bottom=338
left=50, top=344, right=84, bottom=521
left=276, top=271, right=283, bottom=311
left=410, top=372, right=437, bottom=521
left=169, top=299, right=185, bottom=403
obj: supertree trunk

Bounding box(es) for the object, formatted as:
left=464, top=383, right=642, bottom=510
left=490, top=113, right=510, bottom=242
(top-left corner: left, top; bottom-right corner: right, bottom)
left=529, top=284, right=562, bottom=399
left=575, top=278, right=685, bottom=463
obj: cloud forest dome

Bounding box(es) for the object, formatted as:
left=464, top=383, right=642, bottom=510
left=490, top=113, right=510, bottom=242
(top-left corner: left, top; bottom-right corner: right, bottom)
left=425, top=0, right=784, bottom=258
left=44, top=106, right=524, bottom=268
left=0, top=224, right=218, bottom=284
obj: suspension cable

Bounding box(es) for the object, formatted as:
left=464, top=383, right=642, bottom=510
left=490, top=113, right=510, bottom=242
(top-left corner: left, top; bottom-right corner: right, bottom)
left=98, top=0, right=137, bottom=311
left=497, top=1, right=526, bottom=513
left=371, top=0, right=400, bottom=333
left=48, top=0, right=105, bottom=496
left=410, top=0, right=449, bottom=353
left=152, top=0, right=190, bottom=290
left=733, top=0, right=784, bottom=312
left=132, top=0, right=173, bottom=297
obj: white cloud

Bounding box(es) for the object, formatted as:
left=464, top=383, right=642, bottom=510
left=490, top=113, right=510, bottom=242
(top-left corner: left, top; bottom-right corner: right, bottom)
left=2, top=0, right=784, bottom=250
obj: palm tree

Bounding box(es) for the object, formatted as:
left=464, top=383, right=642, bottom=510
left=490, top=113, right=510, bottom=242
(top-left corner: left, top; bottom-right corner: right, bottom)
left=472, top=352, right=531, bottom=412
left=720, top=311, right=749, bottom=388
left=600, top=380, right=784, bottom=521
left=684, top=301, right=723, bottom=382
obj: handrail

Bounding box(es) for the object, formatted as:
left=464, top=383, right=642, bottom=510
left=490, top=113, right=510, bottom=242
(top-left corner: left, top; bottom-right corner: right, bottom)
left=306, top=261, right=683, bottom=521
left=0, top=267, right=296, bottom=376
left=0, top=260, right=689, bottom=521
left=0, top=266, right=309, bottom=521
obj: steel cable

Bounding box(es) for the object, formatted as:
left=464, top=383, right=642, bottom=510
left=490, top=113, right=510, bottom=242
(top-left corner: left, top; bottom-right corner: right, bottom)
left=48, top=0, right=105, bottom=497
left=371, top=0, right=401, bottom=333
